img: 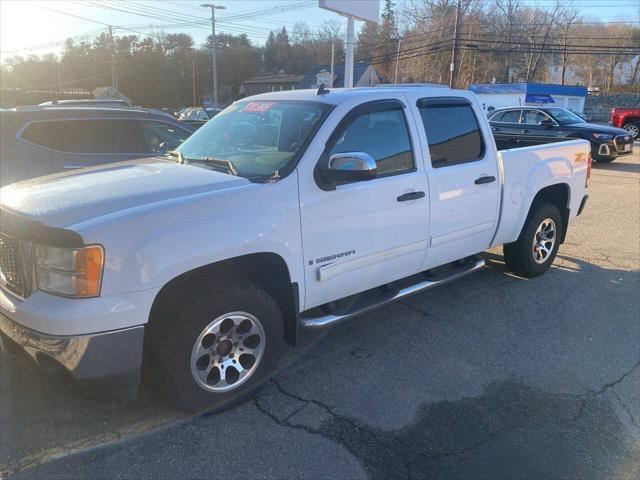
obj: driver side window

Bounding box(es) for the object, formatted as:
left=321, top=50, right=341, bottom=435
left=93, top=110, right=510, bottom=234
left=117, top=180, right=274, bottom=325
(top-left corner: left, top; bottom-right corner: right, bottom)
left=328, top=104, right=414, bottom=176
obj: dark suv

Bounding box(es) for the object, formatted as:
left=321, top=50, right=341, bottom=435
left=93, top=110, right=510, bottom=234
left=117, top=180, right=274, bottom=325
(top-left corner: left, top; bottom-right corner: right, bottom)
left=0, top=106, right=195, bottom=186
left=488, top=106, right=633, bottom=162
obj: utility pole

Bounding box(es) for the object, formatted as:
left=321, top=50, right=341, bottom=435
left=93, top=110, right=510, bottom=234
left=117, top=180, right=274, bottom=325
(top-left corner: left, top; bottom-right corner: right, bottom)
left=57, top=62, right=63, bottom=92
left=449, top=0, right=462, bottom=89
left=344, top=16, right=355, bottom=88
left=108, top=25, right=118, bottom=98
left=394, top=38, right=401, bottom=84
left=201, top=4, right=226, bottom=108
left=330, top=39, right=335, bottom=88
left=192, top=58, right=197, bottom=106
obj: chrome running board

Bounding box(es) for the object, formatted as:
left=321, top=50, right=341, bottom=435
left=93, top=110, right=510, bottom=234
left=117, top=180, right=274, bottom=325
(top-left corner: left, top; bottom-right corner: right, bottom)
left=299, top=255, right=485, bottom=329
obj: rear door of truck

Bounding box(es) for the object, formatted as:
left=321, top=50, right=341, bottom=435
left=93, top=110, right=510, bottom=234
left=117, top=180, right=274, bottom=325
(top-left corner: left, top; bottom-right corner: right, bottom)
left=404, top=92, right=501, bottom=269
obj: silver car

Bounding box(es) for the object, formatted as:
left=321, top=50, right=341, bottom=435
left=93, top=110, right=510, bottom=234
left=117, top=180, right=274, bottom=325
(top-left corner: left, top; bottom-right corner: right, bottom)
left=0, top=106, right=195, bottom=186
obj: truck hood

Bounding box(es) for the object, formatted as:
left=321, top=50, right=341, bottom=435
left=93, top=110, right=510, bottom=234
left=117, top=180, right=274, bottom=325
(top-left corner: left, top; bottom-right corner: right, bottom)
left=0, top=158, right=252, bottom=229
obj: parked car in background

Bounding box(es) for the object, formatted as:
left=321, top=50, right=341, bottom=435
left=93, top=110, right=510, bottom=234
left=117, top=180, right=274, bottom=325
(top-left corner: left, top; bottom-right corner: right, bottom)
left=178, top=107, right=222, bottom=128
left=0, top=105, right=195, bottom=185
left=39, top=99, right=132, bottom=107
left=489, top=106, right=633, bottom=162
left=610, top=107, right=640, bottom=140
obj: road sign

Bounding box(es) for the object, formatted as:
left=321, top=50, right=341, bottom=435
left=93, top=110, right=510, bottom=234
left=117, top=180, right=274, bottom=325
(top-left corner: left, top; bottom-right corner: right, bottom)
left=319, top=0, right=380, bottom=88
left=319, top=0, right=379, bottom=23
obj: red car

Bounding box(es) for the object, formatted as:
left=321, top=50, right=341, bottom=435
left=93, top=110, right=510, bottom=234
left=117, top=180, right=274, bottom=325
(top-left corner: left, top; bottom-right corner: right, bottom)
left=611, top=107, right=640, bottom=140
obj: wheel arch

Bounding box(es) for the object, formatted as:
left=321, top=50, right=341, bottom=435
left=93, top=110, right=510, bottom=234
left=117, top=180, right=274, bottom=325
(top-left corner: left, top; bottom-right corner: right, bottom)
left=149, top=252, right=299, bottom=346
left=528, top=183, right=571, bottom=244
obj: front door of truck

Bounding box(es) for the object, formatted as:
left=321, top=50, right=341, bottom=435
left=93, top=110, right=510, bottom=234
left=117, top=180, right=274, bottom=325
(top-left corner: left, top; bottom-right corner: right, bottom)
left=412, top=95, right=501, bottom=269
left=298, top=98, right=430, bottom=310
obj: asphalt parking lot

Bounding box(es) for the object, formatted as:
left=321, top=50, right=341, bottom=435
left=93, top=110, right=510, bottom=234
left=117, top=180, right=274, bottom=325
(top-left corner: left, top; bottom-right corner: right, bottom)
left=1, top=148, right=639, bottom=480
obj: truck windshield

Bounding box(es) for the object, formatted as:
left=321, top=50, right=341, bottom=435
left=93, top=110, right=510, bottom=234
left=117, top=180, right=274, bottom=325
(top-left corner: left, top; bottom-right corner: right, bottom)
left=175, top=100, right=330, bottom=180
left=546, top=108, right=586, bottom=125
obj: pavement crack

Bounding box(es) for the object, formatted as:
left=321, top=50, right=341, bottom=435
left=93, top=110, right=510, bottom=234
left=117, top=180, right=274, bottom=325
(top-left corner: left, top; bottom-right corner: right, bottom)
left=255, top=380, right=408, bottom=479
left=571, top=359, right=640, bottom=424
left=594, top=359, right=640, bottom=396
left=613, top=391, right=640, bottom=430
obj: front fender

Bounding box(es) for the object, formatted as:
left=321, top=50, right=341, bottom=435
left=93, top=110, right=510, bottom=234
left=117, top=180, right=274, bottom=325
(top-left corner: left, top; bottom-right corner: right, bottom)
left=79, top=174, right=304, bottom=300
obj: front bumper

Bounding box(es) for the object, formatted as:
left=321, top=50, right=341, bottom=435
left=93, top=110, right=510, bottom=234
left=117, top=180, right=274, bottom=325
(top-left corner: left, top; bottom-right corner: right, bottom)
left=593, top=135, right=634, bottom=158
left=0, top=311, right=144, bottom=383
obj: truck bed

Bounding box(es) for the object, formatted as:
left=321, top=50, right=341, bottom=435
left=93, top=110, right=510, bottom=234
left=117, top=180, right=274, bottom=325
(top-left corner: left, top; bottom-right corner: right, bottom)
left=491, top=139, right=591, bottom=247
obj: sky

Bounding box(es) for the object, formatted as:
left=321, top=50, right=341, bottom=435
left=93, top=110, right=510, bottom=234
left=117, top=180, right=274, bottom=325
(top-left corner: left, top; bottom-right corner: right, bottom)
left=1, top=0, right=639, bottom=62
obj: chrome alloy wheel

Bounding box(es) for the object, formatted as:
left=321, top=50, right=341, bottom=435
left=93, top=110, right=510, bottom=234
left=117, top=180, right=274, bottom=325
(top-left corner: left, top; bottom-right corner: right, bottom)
left=190, top=312, right=265, bottom=392
left=532, top=218, right=556, bottom=264
left=624, top=123, right=639, bottom=139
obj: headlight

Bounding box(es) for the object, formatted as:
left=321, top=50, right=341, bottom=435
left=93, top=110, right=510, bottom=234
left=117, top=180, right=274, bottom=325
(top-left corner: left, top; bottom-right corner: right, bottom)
left=35, top=245, right=104, bottom=298
left=592, top=133, right=613, bottom=140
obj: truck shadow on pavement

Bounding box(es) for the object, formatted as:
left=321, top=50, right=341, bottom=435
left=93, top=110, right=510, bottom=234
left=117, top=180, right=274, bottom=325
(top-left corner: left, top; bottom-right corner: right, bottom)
left=4, top=251, right=640, bottom=479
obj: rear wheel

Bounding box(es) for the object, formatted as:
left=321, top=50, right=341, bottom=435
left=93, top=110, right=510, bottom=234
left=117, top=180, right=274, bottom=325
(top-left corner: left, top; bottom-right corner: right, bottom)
left=503, top=201, right=563, bottom=278
left=623, top=121, right=639, bottom=140
left=145, top=279, right=286, bottom=412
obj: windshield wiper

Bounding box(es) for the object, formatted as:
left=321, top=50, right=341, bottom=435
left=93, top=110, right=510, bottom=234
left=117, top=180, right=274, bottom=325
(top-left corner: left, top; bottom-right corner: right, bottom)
left=198, top=156, right=239, bottom=176
left=166, top=150, right=184, bottom=163
left=170, top=153, right=238, bottom=176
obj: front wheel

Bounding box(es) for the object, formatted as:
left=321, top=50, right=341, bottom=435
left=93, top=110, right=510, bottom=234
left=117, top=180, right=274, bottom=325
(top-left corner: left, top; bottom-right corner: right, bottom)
left=145, top=280, right=286, bottom=412
left=623, top=121, right=639, bottom=140
left=503, top=201, right=563, bottom=278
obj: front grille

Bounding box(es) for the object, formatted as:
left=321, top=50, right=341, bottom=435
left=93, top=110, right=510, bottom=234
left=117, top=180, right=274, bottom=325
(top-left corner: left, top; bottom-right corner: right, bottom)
left=614, top=135, right=633, bottom=152
left=0, top=233, right=27, bottom=298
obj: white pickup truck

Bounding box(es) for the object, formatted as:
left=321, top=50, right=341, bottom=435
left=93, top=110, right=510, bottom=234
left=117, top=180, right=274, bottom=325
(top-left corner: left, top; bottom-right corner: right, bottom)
left=0, top=86, right=590, bottom=411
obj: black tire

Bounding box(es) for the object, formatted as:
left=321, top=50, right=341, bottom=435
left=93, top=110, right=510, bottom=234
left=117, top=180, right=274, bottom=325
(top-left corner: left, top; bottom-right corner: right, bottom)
left=503, top=200, right=563, bottom=278
left=144, top=278, right=286, bottom=412
left=623, top=121, right=639, bottom=140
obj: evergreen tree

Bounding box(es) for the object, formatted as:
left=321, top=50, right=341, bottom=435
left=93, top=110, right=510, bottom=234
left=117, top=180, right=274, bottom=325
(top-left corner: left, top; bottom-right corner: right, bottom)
left=263, top=31, right=277, bottom=71
left=356, top=22, right=378, bottom=62
left=374, top=0, right=398, bottom=80
left=274, top=27, right=291, bottom=71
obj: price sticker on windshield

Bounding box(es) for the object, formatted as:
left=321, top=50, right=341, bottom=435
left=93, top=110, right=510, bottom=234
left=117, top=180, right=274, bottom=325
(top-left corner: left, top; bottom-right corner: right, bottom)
left=241, top=102, right=275, bottom=113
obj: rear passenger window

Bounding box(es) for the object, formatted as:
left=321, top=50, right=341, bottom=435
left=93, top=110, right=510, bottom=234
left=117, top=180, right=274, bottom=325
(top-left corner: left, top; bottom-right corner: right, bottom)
left=58, top=120, right=146, bottom=154
left=492, top=110, right=521, bottom=123
left=329, top=103, right=414, bottom=175
left=21, top=122, right=63, bottom=150
left=418, top=99, right=484, bottom=168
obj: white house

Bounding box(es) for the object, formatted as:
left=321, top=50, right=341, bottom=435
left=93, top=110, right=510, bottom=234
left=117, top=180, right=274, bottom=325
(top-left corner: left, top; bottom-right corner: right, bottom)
left=469, top=83, right=588, bottom=114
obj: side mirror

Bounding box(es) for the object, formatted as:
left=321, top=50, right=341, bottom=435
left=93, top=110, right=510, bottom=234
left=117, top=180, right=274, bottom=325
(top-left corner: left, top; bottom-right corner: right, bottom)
left=540, top=118, right=554, bottom=129
left=318, top=152, right=378, bottom=185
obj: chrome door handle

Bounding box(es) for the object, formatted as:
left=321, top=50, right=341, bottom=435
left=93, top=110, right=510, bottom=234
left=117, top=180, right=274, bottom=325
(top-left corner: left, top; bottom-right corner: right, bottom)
left=397, top=191, right=425, bottom=202
left=63, top=163, right=84, bottom=169
left=475, top=176, right=496, bottom=185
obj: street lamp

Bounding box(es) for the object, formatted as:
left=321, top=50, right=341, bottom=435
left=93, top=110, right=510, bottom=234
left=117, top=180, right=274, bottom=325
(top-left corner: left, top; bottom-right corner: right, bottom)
left=201, top=4, right=226, bottom=108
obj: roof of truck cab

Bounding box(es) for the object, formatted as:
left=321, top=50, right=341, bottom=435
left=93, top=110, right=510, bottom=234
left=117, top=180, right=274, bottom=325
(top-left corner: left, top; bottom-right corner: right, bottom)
left=242, top=85, right=459, bottom=106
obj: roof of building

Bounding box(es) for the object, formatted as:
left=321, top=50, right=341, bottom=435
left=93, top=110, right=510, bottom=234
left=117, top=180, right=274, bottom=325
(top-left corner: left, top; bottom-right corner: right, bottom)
left=297, top=62, right=376, bottom=89
left=469, top=82, right=588, bottom=97
left=242, top=74, right=304, bottom=85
